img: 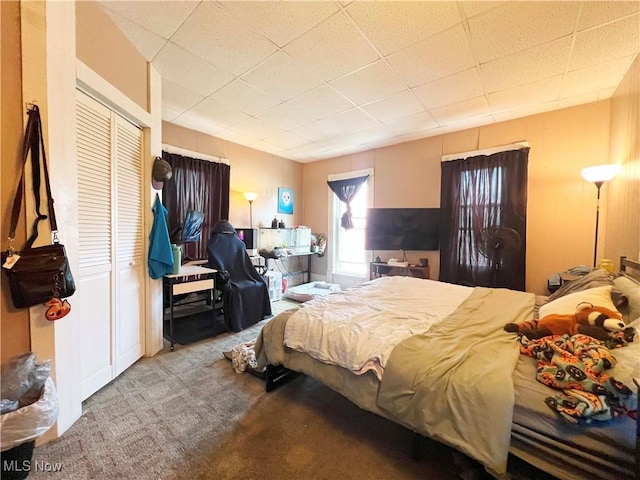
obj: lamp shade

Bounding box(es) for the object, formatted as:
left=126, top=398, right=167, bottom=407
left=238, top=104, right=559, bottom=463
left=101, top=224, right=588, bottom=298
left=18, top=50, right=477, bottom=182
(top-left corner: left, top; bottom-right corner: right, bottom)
left=580, top=164, right=621, bottom=183
left=244, top=192, right=258, bottom=202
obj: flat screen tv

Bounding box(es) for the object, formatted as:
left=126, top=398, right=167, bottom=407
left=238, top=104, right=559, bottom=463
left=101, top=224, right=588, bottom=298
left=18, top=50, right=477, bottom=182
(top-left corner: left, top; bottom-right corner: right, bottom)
left=365, top=208, right=440, bottom=251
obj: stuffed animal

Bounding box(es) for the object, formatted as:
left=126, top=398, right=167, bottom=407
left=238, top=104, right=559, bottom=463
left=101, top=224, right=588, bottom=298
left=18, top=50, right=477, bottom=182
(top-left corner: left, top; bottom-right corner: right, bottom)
left=504, top=302, right=628, bottom=341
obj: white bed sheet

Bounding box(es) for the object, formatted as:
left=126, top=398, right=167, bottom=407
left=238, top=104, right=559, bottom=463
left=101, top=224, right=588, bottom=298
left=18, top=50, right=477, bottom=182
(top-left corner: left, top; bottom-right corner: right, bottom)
left=283, top=276, right=473, bottom=380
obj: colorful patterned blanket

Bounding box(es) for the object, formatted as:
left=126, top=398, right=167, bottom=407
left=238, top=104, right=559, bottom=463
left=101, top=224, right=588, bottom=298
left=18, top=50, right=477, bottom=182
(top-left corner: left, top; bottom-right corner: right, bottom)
left=518, top=333, right=636, bottom=423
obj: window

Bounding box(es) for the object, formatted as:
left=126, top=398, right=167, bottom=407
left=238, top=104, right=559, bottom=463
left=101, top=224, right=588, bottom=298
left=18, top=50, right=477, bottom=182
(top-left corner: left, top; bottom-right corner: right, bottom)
left=328, top=169, right=373, bottom=279
left=333, top=182, right=368, bottom=275
left=458, top=167, right=504, bottom=267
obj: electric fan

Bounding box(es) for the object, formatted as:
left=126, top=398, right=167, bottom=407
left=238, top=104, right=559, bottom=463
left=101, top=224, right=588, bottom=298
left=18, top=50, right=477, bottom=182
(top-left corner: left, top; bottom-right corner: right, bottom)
left=476, top=226, right=522, bottom=288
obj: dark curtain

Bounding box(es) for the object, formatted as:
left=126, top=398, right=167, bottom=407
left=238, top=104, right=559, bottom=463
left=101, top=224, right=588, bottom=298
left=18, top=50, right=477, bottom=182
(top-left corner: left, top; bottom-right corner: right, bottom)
left=162, top=151, right=230, bottom=260
left=327, top=175, right=369, bottom=229
left=439, top=148, right=528, bottom=290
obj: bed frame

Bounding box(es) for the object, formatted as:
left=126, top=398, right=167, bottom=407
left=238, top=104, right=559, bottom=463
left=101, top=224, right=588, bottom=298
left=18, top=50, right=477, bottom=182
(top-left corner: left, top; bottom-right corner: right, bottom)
left=263, top=257, right=640, bottom=479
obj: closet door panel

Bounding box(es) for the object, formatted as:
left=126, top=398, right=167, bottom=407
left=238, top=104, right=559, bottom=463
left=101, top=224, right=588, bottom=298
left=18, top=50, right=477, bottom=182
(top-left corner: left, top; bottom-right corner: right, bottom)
left=76, top=91, right=114, bottom=400
left=113, top=115, right=144, bottom=376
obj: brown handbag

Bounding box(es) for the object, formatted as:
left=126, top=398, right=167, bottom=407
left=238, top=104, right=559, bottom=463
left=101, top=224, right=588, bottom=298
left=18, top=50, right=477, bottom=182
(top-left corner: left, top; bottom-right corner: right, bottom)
left=2, top=105, right=76, bottom=310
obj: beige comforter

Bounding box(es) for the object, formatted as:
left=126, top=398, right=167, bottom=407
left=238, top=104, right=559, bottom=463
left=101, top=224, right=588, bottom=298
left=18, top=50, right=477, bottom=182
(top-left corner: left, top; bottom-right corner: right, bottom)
left=255, top=285, right=535, bottom=475
left=377, top=287, right=535, bottom=475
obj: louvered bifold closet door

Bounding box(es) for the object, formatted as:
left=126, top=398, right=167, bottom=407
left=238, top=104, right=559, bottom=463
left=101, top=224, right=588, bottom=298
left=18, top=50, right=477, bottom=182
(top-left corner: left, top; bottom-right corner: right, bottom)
left=76, top=90, right=145, bottom=399
left=113, top=115, right=144, bottom=376
left=76, top=91, right=114, bottom=400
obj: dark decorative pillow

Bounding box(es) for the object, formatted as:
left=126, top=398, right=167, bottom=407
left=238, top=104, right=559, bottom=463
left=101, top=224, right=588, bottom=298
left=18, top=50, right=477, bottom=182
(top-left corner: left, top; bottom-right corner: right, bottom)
left=547, top=268, right=613, bottom=302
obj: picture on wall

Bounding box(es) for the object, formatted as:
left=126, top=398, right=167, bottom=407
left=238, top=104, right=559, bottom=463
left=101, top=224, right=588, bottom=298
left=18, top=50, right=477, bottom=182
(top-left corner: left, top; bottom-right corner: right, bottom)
left=278, top=187, right=294, bottom=214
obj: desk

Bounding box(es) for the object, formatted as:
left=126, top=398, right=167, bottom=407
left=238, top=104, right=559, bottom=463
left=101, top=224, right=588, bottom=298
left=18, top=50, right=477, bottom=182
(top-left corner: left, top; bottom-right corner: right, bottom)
left=370, top=262, right=430, bottom=280
left=163, top=265, right=217, bottom=351
left=266, top=252, right=317, bottom=284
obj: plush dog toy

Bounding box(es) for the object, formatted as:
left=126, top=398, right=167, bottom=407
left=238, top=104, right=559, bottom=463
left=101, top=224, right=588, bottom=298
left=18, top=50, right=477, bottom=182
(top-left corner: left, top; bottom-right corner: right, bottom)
left=504, top=302, right=628, bottom=341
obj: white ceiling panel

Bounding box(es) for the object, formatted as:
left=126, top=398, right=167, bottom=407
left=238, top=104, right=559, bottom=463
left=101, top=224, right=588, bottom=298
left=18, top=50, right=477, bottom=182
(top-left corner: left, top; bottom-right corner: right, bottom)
left=153, top=42, right=235, bottom=97
left=100, top=10, right=167, bottom=61
left=98, top=0, right=199, bottom=39
left=241, top=51, right=324, bottom=103
left=220, top=1, right=340, bottom=48
left=480, top=37, right=571, bottom=94
left=284, top=85, right=355, bottom=121
left=412, top=68, right=484, bottom=110
left=283, top=11, right=380, bottom=82
left=570, top=14, right=640, bottom=71
left=330, top=60, right=407, bottom=106
left=345, top=1, right=461, bottom=56
left=430, top=96, right=491, bottom=126
left=578, top=1, right=640, bottom=30
left=387, top=24, right=476, bottom=87
left=171, top=2, right=278, bottom=76
left=208, top=79, right=282, bottom=117
left=362, top=91, right=426, bottom=124
left=98, top=1, right=640, bottom=163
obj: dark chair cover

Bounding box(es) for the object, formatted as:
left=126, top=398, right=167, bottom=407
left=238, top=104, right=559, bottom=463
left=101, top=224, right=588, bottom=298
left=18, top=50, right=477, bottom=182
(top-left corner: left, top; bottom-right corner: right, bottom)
left=207, top=220, right=272, bottom=332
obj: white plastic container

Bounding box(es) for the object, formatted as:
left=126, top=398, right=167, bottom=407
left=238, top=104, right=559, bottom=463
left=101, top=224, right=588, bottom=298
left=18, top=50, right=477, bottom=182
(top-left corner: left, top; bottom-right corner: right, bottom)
left=265, top=271, right=283, bottom=301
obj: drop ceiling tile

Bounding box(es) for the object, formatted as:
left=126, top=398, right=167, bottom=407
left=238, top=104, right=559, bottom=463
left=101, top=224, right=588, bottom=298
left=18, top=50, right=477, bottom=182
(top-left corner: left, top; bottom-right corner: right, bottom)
left=179, top=97, right=251, bottom=129
left=328, top=107, right=380, bottom=134
left=242, top=51, right=324, bottom=102
left=488, top=76, right=561, bottom=113
left=562, top=55, right=636, bottom=98
left=345, top=2, right=460, bottom=56
left=412, top=68, right=484, bottom=110
left=171, top=2, right=278, bottom=76
left=153, top=42, right=235, bottom=96
left=399, top=127, right=442, bottom=143
left=558, top=91, right=603, bottom=109
left=220, top=1, right=339, bottom=48
left=283, top=12, right=380, bottom=82
left=256, top=102, right=318, bottom=131
left=384, top=111, right=438, bottom=136
left=387, top=24, right=475, bottom=87
left=570, top=14, right=640, bottom=71
left=330, top=60, right=407, bottom=106
left=249, top=139, right=287, bottom=155
left=172, top=110, right=226, bottom=137
left=161, top=79, right=205, bottom=114
left=208, top=79, right=282, bottom=117
left=284, top=85, right=355, bottom=120
left=458, top=2, right=505, bottom=19
left=162, top=107, right=181, bottom=123
left=430, top=96, right=491, bottom=126
left=98, top=0, right=199, bottom=39
left=468, top=2, right=579, bottom=63
left=262, top=131, right=314, bottom=150
left=100, top=10, right=167, bottom=61
left=578, top=1, right=640, bottom=30
left=492, top=101, right=558, bottom=123
left=480, top=37, right=571, bottom=94
left=361, top=91, right=426, bottom=124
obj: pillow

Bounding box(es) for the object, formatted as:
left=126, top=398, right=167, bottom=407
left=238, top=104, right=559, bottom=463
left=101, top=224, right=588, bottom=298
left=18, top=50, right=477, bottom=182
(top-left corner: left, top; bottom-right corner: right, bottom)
left=539, top=285, right=618, bottom=318
left=612, top=273, right=640, bottom=322
left=547, top=268, right=613, bottom=301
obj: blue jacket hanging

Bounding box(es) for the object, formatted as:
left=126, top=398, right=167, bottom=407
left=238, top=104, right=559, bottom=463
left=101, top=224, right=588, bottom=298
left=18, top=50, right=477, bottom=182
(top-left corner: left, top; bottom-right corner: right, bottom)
left=148, top=194, right=174, bottom=279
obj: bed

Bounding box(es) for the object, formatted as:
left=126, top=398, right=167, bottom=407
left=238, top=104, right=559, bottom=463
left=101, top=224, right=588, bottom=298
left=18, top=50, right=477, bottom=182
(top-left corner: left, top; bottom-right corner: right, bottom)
left=254, top=256, right=640, bottom=480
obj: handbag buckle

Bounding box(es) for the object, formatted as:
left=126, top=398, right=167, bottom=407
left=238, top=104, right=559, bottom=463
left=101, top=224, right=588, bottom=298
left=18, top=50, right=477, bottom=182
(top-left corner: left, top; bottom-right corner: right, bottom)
left=52, top=231, right=60, bottom=244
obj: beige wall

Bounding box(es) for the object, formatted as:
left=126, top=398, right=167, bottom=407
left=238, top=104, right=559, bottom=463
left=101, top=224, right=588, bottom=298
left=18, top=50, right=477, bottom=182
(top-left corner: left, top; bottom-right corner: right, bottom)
left=75, top=1, right=147, bottom=111
left=162, top=122, right=304, bottom=230
left=303, top=101, right=613, bottom=295
left=1, top=0, right=31, bottom=364
left=605, top=55, right=640, bottom=264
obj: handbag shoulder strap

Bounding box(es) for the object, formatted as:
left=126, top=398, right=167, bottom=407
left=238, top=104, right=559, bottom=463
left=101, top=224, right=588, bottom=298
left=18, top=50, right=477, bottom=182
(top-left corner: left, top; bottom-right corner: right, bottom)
left=7, top=105, right=58, bottom=253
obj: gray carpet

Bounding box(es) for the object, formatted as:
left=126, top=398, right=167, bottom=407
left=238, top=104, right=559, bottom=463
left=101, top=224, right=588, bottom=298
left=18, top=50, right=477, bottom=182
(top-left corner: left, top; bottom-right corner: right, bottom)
left=28, top=299, right=557, bottom=480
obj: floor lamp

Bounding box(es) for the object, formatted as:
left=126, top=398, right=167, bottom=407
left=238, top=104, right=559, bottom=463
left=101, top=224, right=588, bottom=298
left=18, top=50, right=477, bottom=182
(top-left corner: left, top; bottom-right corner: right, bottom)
left=244, top=192, right=258, bottom=227
left=580, top=164, right=621, bottom=267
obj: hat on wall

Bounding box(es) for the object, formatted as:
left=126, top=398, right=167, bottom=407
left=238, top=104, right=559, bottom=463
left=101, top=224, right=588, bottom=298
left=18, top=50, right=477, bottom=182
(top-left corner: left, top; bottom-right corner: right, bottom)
left=152, top=156, right=172, bottom=190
